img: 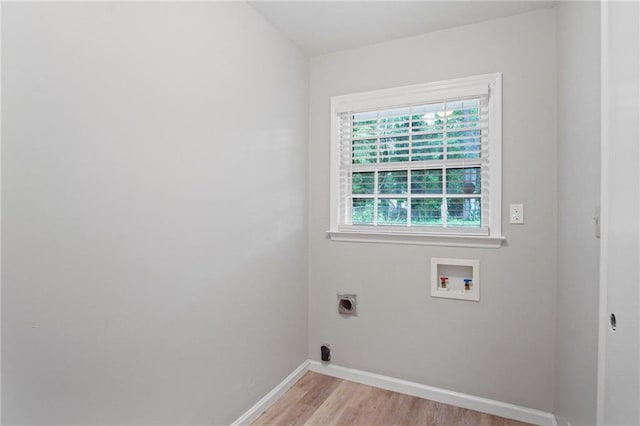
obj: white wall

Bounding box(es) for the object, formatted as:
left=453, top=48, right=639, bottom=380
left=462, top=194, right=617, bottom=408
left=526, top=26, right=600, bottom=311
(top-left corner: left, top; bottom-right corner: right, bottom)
left=554, top=2, right=601, bottom=425
left=308, top=9, right=557, bottom=412
left=1, top=3, right=308, bottom=424
left=599, top=2, right=640, bottom=423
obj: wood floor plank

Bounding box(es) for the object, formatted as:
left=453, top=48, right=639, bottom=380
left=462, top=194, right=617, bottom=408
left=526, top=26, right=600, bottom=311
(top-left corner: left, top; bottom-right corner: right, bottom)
left=254, top=372, right=341, bottom=426
left=252, top=372, right=324, bottom=425
left=396, top=394, right=438, bottom=425
left=305, top=380, right=360, bottom=425
left=343, top=385, right=395, bottom=425
left=373, top=390, right=407, bottom=425
left=251, top=372, right=535, bottom=426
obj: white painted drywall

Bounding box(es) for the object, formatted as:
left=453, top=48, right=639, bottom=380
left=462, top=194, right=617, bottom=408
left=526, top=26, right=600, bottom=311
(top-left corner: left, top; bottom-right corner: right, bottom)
left=308, top=9, right=557, bottom=412
left=599, top=2, right=640, bottom=424
left=249, top=1, right=556, bottom=56
left=1, top=3, right=308, bottom=424
left=554, top=2, right=601, bottom=425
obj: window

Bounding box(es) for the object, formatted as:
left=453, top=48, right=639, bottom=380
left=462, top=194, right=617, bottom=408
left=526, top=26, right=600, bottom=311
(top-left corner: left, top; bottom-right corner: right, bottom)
left=328, top=73, right=503, bottom=247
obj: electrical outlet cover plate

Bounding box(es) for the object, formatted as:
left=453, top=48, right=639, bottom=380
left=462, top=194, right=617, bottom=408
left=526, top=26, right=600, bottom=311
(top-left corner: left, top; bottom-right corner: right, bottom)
left=510, top=203, right=524, bottom=224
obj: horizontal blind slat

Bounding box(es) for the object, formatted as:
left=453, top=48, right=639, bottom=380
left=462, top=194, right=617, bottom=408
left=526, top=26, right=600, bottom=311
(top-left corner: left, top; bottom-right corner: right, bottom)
left=339, top=94, right=490, bottom=229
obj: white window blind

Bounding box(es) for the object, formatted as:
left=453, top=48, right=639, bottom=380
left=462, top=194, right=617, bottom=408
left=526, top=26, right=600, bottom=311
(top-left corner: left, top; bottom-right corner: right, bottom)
left=330, top=74, right=502, bottom=242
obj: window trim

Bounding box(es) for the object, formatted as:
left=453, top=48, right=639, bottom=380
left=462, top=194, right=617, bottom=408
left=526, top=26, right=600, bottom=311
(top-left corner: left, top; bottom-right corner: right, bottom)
left=328, top=73, right=504, bottom=248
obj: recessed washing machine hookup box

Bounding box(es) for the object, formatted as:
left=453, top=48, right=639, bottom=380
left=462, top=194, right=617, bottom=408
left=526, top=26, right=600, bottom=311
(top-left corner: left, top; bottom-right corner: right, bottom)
left=430, top=258, right=480, bottom=301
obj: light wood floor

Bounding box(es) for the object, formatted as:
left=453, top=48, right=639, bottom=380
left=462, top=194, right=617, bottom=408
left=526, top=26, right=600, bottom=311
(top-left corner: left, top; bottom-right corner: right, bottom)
left=252, top=372, right=533, bottom=426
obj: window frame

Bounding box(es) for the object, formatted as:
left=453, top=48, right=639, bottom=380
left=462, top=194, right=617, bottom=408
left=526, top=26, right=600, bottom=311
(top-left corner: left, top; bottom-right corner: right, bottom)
left=328, top=73, right=504, bottom=248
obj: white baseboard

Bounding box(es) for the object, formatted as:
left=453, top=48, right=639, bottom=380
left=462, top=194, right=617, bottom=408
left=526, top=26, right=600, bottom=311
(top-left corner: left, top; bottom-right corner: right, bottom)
left=232, top=359, right=557, bottom=426
left=554, top=414, right=571, bottom=426
left=308, top=361, right=557, bottom=426
left=231, top=360, right=310, bottom=426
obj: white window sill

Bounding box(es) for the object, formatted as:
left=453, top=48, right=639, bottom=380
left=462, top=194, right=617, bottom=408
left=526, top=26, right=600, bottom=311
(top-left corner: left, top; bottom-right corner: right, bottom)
left=327, top=230, right=505, bottom=248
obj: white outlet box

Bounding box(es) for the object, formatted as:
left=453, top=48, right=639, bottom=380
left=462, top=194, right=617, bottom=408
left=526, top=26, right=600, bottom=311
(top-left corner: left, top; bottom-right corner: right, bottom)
left=510, top=203, right=524, bottom=224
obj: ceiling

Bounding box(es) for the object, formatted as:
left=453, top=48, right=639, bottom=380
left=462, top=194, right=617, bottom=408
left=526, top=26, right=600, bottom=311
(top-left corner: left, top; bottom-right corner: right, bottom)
left=249, top=1, right=557, bottom=56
